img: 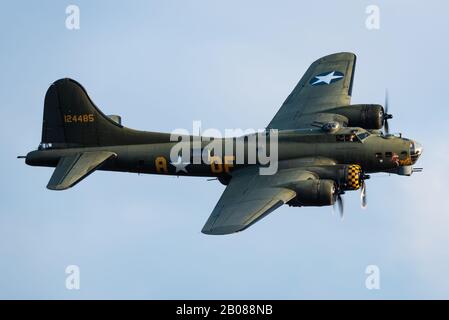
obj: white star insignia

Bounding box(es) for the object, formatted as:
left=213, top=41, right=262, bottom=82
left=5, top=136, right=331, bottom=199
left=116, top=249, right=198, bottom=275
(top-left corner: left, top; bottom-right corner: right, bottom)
left=170, top=155, right=190, bottom=173
left=311, top=71, right=343, bottom=85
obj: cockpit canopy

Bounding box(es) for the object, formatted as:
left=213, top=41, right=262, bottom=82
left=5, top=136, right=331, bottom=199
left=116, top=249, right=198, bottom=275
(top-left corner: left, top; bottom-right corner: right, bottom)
left=334, top=128, right=371, bottom=143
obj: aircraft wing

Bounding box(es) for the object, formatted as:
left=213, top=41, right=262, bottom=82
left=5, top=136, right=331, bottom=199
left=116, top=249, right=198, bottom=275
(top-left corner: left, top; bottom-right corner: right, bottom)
left=201, top=166, right=314, bottom=235
left=47, top=151, right=116, bottom=190
left=267, top=52, right=356, bottom=130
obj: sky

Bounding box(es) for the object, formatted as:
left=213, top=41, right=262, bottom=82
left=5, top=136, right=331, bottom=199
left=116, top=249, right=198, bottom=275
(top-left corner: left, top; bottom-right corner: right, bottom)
left=0, top=0, right=448, bottom=299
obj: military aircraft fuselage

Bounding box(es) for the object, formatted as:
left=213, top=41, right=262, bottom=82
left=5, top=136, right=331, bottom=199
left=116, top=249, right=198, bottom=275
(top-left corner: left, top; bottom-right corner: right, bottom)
left=25, top=127, right=420, bottom=180
left=22, top=53, right=424, bottom=234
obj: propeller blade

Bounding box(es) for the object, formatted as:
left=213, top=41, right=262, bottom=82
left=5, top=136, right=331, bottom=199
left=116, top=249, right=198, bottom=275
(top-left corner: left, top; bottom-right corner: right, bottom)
left=337, top=194, right=344, bottom=219
left=384, top=119, right=389, bottom=135
left=361, top=181, right=367, bottom=209
left=332, top=188, right=337, bottom=215
left=383, top=89, right=393, bottom=134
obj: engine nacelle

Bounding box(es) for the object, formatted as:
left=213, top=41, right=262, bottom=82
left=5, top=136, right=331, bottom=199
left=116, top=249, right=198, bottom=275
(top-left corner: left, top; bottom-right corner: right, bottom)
left=287, top=179, right=336, bottom=207
left=327, top=104, right=384, bottom=129
left=323, top=164, right=363, bottom=191
left=297, top=164, right=363, bottom=191
left=341, top=164, right=362, bottom=190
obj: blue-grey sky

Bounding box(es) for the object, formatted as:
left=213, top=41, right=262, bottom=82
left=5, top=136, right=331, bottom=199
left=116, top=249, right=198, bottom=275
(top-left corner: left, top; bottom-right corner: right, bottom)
left=0, top=0, right=448, bottom=299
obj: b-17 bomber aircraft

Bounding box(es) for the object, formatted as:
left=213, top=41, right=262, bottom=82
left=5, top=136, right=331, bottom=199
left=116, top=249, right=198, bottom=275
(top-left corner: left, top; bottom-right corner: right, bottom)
left=21, top=52, right=423, bottom=235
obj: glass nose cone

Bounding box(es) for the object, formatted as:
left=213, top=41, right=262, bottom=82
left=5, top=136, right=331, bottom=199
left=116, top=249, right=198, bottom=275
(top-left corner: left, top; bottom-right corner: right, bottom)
left=410, top=141, right=423, bottom=164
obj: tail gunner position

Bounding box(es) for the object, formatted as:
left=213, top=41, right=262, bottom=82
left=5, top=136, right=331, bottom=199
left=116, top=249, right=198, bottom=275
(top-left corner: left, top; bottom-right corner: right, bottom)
left=21, top=53, right=422, bottom=235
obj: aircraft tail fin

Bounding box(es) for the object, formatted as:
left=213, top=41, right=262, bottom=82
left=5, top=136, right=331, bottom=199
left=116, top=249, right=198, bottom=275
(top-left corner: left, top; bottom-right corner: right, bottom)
left=41, top=78, right=170, bottom=148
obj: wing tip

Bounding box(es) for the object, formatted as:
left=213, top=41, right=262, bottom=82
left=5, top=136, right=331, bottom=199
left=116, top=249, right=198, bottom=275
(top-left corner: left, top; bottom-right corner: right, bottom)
left=201, top=225, right=244, bottom=235
left=46, top=184, right=70, bottom=191
left=315, top=52, right=357, bottom=64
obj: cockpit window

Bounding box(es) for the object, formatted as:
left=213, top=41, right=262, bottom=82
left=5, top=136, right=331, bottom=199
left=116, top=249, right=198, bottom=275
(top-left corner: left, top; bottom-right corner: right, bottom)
left=336, top=134, right=358, bottom=143
left=38, top=143, right=53, bottom=150
left=357, top=132, right=370, bottom=141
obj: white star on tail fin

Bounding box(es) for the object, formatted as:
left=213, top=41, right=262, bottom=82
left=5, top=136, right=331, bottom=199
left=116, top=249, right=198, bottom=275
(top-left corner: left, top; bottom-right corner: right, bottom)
left=311, top=71, right=343, bottom=85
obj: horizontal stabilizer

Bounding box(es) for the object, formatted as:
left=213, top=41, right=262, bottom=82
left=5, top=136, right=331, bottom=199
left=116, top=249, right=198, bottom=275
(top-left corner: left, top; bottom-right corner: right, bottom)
left=47, top=151, right=116, bottom=190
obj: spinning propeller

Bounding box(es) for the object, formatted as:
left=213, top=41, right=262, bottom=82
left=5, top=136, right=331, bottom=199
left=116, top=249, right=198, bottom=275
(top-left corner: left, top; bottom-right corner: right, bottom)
left=333, top=173, right=370, bottom=219
left=334, top=191, right=344, bottom=219
left=383, top=90, right=393, bottom=134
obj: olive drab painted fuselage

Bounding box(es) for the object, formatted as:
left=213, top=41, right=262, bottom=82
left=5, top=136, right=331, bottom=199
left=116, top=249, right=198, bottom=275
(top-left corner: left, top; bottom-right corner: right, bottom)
left=22, top=53, right=423, bottom=234
left=26, top=129, right=416, bottom=178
